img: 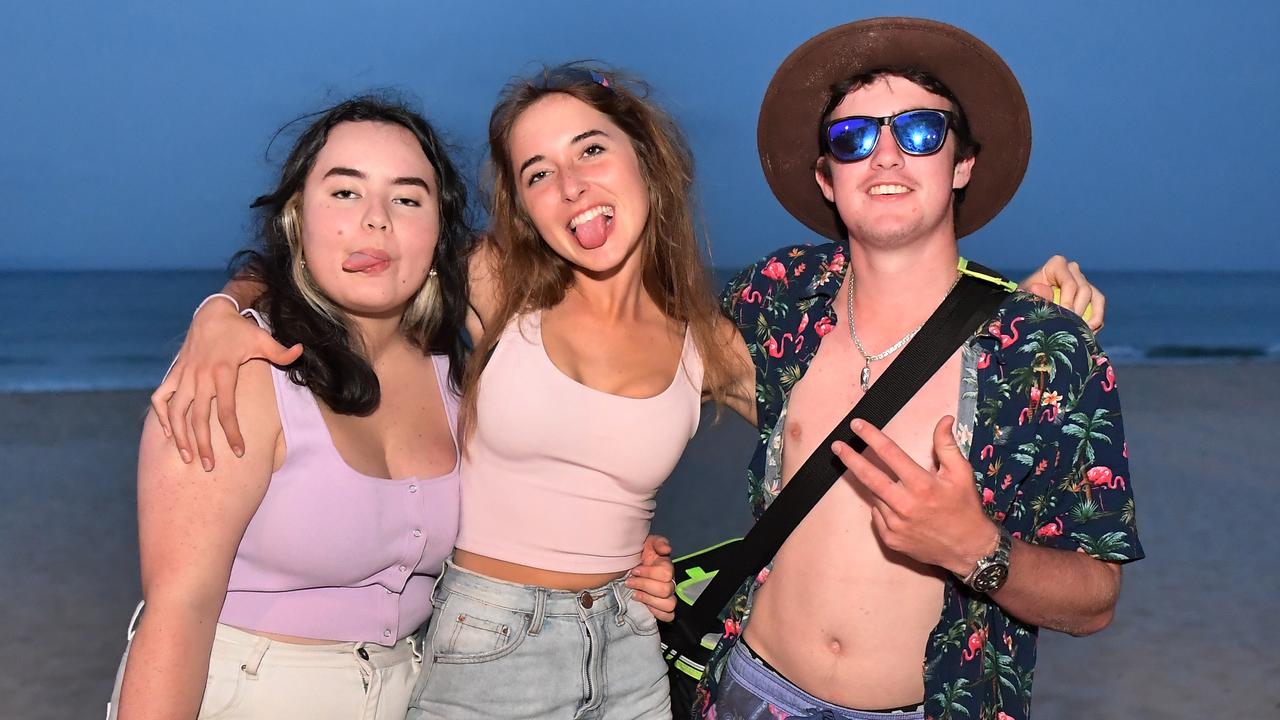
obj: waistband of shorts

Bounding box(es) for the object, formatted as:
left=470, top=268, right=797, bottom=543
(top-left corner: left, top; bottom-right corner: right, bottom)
left=728, top=640, right=924, bottom=719
left=214, top=623, right=417, bottom=669
left=436, top=557, right=634, bottom=618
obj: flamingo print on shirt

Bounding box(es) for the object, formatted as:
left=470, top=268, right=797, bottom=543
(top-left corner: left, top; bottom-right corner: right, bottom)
left=692, top=239, right=1142, bottom=720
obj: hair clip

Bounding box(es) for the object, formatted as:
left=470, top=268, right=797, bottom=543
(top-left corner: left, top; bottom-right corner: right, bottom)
left=543, top=65, right=614, bottom=93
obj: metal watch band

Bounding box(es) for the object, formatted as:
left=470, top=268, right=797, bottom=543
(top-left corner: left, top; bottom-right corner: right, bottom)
left=961, top=524, right=1012, bottom=591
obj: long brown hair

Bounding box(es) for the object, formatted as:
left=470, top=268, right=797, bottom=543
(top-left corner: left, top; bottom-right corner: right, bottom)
left=461, top=63, right=737, bottom=435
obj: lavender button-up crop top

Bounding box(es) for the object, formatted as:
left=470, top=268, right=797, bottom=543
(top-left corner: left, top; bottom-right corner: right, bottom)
left=218, top=326, right=460, bottom=646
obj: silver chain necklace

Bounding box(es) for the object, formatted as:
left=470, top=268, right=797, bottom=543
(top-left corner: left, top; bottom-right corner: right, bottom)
left=846, top=271, right=961, bottom=391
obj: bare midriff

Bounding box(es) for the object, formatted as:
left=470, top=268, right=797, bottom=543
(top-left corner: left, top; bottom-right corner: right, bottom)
left=741, top=325, right=965, bottom=711
left=453, top=549, right=627, bottom=591
left=742, top=510, right=946, bottom=709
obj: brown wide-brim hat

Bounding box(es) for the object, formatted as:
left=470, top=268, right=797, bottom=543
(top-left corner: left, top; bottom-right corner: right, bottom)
left=757, top=16, right=1031, bottom=239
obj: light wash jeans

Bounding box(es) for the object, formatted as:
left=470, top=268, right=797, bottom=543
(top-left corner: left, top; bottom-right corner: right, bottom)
left=407, top=559, right=671, bottom=719
left=713, top=641, right=924, bottom=720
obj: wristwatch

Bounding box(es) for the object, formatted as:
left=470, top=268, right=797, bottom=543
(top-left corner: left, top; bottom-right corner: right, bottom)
left=960, top=524, right=1013, bottom=593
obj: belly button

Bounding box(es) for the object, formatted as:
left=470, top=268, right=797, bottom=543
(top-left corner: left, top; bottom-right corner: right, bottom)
left=828, top=639, right=843, bottom=655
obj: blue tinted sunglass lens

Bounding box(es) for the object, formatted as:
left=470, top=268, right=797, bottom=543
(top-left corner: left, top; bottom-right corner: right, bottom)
left=828, top=118, right=879, bottom=161
left=891, top=111, right=948, bottom=155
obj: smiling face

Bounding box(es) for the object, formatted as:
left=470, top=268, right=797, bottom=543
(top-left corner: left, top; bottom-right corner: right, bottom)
left=298, top=121, right=441, bottom=317
left=508, top=92, right=650, bottom=275
left=815, top=75, right=974, bottom=249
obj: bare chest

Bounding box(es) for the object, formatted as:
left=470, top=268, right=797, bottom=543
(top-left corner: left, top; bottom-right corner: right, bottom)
left=747, top=332, right=963, bottom=702
left=780, top=333, right=964, bottom=488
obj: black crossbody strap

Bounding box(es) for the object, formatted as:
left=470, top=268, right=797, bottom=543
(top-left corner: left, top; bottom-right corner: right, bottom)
left=682, top=271, right=1008, bottom=631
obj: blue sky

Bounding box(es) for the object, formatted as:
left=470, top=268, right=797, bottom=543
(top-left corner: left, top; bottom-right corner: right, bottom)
left=3, top=0, right=1277, bottom=271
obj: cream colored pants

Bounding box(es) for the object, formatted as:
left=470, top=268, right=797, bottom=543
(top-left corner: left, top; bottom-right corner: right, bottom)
left=107, top=605, right=421, bottom=720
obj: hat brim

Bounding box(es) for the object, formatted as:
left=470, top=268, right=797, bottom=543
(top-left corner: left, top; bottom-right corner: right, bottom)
left=757, top=17, right=1031, bottom=240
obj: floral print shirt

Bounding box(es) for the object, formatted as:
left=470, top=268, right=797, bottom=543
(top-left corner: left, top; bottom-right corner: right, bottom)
left=694, top=240, right=1144, bottom=720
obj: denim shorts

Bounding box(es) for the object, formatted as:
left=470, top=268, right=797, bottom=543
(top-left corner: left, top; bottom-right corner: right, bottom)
left=714, top=640, right=924, bottom=720
left=406, top=559, right=671, bottom=720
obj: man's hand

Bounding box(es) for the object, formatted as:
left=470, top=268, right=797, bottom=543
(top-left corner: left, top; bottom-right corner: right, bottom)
left=627, top=534, right=677, bottom=621
left=1019, top=255, right=1106, bottom=332
left=150, top=297, right=301, bottom=471
left=835, top=418, right=1125, bottom=635
left=831, top=417, right=997, bottom=577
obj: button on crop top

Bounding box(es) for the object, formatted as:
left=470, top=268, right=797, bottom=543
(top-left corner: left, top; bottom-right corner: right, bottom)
left=455, top=311, right=703, bottom=573
left=218, top=312, right=460, bottom=645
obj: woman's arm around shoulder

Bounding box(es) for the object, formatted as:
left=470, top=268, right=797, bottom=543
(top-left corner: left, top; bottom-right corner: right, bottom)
left=117, top=360, right=282, bottom=720
left=464, top=235, right=502, bottom=342
left=151, top=280, right=301, bottom=471
left=1018, top=255, right=1107, bottom=331
left=709, top=313, right=757, bottom=427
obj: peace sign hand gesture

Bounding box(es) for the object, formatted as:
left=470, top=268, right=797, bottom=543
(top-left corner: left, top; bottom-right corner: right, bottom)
left=831, top=416, right=1000, bottom=577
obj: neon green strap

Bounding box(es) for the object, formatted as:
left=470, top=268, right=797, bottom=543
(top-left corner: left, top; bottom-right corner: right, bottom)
left=958, top=257, right=1092, bottom=321
left=957, top=257, right=1018, bottom=291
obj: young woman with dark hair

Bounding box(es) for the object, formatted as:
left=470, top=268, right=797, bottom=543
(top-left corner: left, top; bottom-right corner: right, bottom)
left=112, top=97, right=467, bottom=720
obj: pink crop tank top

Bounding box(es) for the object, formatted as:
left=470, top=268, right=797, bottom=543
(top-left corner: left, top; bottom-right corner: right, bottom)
left=218, top=311, right=460, bottom=645
left=455, top=311, right=704, bottom=573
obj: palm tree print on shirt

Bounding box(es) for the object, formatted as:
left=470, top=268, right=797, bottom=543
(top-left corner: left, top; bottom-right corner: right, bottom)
left=694, top=240, right=1143, bottom=720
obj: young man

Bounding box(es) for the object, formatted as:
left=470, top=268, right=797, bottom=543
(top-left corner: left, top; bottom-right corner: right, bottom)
left=698, top=18, right=1142, bottom=720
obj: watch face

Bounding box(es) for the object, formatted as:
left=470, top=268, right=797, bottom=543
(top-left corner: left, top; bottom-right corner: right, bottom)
left=973, top=564, right=1009, bottom=593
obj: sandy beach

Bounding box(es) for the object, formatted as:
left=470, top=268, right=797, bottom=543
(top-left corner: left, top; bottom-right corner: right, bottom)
left=2, top=362, right=1277, bottom=719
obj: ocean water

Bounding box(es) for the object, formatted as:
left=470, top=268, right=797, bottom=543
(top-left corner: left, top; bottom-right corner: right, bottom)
left=1, top=268, right=1277, bottom=392
left=0, top=270, right=229, bottom=392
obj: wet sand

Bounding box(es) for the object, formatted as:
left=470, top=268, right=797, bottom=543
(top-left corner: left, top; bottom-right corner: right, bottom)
left=1, top=363, right=1277, bottom=719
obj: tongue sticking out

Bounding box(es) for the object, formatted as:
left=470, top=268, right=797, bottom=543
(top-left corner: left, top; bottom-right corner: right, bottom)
left=573, top=214, right=610, bottom=250
left=342, top=252, right=389, bottom=272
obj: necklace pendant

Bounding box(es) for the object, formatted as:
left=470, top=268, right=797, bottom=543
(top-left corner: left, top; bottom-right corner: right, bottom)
left=860, top=363, right=871, bottom=391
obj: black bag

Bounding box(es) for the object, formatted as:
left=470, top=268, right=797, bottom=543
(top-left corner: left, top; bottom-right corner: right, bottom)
left=658, top=268, right=1009, bottom=716
left=660, top=539, right=742, bottom=712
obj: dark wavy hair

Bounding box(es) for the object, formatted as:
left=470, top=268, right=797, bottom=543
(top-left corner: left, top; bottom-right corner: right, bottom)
left=233, top=96, right=473, bottom=415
